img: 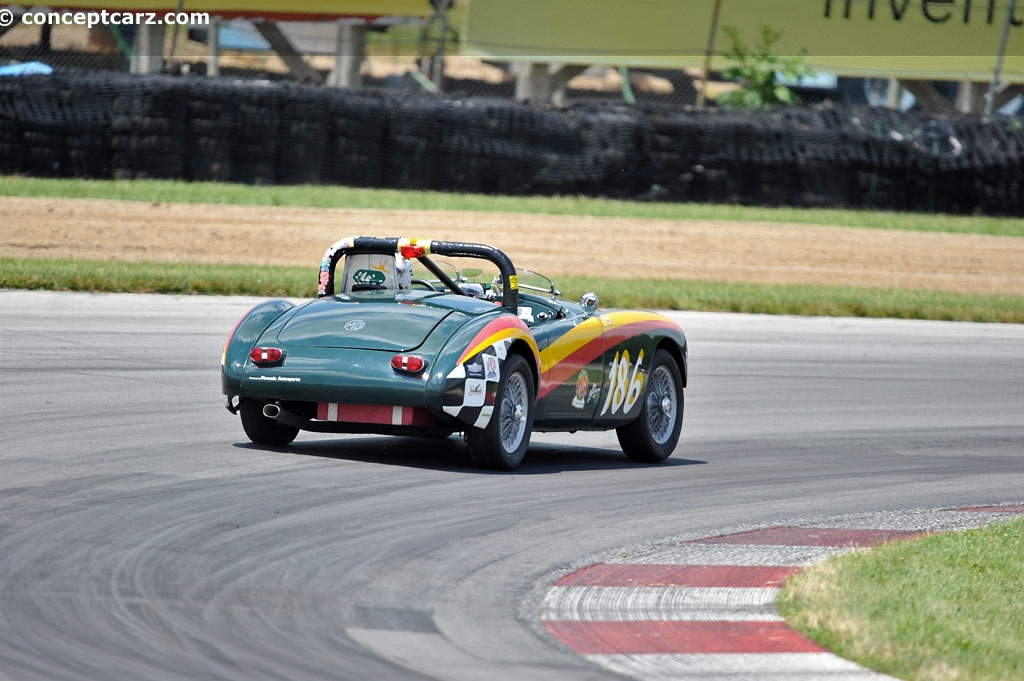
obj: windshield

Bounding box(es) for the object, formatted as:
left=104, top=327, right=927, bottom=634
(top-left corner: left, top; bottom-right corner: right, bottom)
left=408, top=257, right=502, bottom=299
left=409, top=261, right=561, bottom=305
left=513, top=269, right=561, bottom=298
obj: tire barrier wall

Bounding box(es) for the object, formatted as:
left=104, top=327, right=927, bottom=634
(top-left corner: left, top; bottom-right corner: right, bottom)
left=2, top=71, right=1023, bottom=215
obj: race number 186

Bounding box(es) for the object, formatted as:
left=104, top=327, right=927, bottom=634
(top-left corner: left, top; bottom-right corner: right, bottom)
left=601, top=349, right=644, bottom=415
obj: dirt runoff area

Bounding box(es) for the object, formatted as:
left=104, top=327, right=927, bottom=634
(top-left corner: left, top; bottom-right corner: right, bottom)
left=2, top=196, right=1022, bottom=297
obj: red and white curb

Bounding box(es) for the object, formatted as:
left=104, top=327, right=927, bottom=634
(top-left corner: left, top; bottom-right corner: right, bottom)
left=541, top=504, right=1024, bottom=680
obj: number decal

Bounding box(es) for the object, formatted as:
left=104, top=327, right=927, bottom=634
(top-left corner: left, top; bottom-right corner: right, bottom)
left=601, top=349, right=644, bottom=416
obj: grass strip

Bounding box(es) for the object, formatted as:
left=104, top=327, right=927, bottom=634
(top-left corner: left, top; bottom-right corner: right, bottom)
left=557, top=277, right=1024, bottom=323
left=778, top=516, right=1024, bottom=681
left=0, top=259, right=305, bottom=297
left=4, top=257, right=1023, bottom=323
left=3, top=176, right=1022, bottom=237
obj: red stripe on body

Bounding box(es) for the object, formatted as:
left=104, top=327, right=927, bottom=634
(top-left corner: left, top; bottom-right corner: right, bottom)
left=538, top=339, right=604, bottom=399
left=600, top=319, right=677, bottom=348
left=545, top=620, right=827, bottom=655
left=456, top=315, right=531, bottom=366
left=692, top=527, right=923, bottom=547
left=537, top=319, right=677, bottom=400
left=555, top=563, right=800, bottom=588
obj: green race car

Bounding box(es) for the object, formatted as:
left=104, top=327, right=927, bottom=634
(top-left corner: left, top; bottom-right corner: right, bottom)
left=222, top=236, right=687, bottom=470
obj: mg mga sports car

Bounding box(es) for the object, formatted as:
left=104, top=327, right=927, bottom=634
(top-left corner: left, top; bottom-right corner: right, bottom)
left=222, top=236, right=688, bottom=470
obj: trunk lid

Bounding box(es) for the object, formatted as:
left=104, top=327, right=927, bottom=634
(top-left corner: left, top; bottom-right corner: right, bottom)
left=273, top=295, right=458, bottom=352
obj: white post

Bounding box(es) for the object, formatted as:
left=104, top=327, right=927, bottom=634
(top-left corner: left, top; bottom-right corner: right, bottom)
left=698, top=0, right=724, bottom=108
left=328, top=19, right=367, bottom=88
left=207, top=16, right=220, bottom=77
left=514, top=63, right=584, bottom=104
left=130, top=22, right=165, bottom=74
left=985, top=0, right=1017, bottom=116
left=886, top=77, right=902, bottom=110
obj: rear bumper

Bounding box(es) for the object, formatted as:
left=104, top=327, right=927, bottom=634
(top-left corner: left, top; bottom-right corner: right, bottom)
left=316, top=402, right=438, bottom=427
left=257, top=399, right=455, bottom=437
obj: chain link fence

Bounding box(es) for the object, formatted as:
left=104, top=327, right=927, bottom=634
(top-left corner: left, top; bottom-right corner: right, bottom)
left=3, top=13, right=1024, bottom=214
left=4, top=66, right=1024, bottom=214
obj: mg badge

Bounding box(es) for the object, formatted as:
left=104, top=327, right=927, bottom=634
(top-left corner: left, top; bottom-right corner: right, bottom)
left=345, top=320, right=366, bottom=331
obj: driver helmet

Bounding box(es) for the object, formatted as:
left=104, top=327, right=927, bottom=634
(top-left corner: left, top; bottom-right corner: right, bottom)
left=395, top=256, right=413, bottom=290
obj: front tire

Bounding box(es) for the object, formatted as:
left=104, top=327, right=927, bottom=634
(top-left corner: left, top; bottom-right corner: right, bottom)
left=239, top=398, right=299, bottom=446
left=467, top=354, right=535, bottom=470
left=616, top=348, right=683, bottom=463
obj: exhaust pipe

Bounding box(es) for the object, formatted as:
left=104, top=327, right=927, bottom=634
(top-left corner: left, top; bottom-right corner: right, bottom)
left=261, top=402, right=308, bottom=430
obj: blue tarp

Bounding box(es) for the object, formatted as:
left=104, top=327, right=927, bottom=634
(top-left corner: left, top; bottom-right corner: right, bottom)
left=0, top=61, right=54, bottom=77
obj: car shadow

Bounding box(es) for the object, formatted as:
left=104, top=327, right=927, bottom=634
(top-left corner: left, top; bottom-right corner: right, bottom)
left=233, top=437, right=707, bottom=475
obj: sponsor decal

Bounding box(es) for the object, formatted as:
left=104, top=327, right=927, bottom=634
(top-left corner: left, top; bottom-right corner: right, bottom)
left=601, top=349, right=644, bottom=416
left=352, top=269, right=386, bottom=286
left=247, top=375, right=301, bottom=382
left=444, top=339, right=512, bottom=428
left=344, top=319, right=366, bottom=331
left=571, top=369, right=589, bottom=410
left=465, top=378, right=486, bottom=407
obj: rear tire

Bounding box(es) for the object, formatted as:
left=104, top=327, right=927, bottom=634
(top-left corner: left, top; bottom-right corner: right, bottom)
left=239, top=398, right=299, bottom=446
left=467, top=354, right=535, bottom=471
left=616, top=348, right=683, bottom=463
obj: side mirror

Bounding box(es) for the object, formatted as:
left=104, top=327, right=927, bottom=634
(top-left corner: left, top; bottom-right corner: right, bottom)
left=580, top=291, right=599, bottom=314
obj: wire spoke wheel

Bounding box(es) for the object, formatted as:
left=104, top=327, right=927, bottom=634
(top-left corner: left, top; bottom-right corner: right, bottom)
left=467, top=354, right=535, bottom=471
left=645, top=364, right=678, bottom=446
left=616, top=348, right=684, bottom=463
left=499, top=372, right=529, bottom=453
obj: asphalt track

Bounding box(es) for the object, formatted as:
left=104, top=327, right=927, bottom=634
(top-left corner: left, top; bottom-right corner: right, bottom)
left=1, top=290, right=1022, bottom=681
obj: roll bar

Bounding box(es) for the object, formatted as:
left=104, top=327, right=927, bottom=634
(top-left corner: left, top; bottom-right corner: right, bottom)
left=317, top=236, right=519, bottom=314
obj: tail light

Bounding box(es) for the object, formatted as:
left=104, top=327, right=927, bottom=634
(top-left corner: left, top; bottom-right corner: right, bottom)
left=249, top=347, right=285, bottom=367
left=391, top=354, right=427, bottom=375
